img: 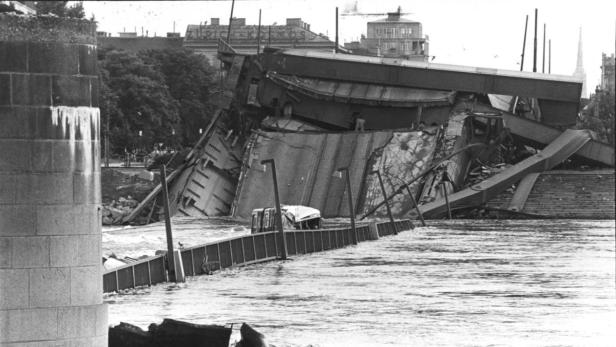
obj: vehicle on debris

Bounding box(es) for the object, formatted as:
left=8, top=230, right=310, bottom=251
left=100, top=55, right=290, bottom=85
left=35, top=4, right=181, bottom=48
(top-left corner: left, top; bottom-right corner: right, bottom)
left=251, top=205, right=322, bottom=233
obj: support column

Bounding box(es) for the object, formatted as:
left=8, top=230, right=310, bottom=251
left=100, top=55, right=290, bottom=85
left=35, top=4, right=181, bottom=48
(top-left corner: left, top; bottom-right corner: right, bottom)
left=0, top=14, right=107, bottom=345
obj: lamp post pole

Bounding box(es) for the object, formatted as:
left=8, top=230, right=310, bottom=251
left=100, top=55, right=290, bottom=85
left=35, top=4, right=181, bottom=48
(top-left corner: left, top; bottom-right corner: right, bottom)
left=337, top=167, right=357, bottom=244
left=261, top=159, right=287, bottom=260
left=371, top=170, right=397, bottom=235
left=160, top=164, right=176, bottom=282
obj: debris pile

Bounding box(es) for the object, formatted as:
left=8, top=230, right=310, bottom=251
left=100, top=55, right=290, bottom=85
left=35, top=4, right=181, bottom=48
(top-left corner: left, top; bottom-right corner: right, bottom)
left=102, top=168, right=159, bottom=225
left=102, top=196, right=139, bottom=225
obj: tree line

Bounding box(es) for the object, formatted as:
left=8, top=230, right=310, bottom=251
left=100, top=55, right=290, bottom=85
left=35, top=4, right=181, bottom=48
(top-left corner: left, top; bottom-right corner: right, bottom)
left=98, top=48, right=218, bottom=156
left=32, top=1, right=220, bottom=156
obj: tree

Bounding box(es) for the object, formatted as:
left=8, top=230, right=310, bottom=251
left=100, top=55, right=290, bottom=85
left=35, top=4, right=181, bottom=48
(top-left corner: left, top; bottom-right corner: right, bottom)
left=98, top=49, right=180, bottom=155
left=35, top=1, right=85, bottom=18
left=579, top=89, right=615, bottom=147
left=139, top=49, right=218, bottom=145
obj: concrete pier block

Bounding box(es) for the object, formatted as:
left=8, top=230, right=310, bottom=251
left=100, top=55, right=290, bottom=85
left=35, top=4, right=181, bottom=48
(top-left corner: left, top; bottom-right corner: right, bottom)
left=173, top=249, right=186, bottom=282
left=0, top=269, right=29, bottom=309
left=367, top=222, right=380, bottom=240
left=0, top=13, right=106, bottom=345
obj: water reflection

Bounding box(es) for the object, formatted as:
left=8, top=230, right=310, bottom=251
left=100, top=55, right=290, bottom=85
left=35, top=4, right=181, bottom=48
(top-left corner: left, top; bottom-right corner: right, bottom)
left=104, top=219, right=615, bottom=346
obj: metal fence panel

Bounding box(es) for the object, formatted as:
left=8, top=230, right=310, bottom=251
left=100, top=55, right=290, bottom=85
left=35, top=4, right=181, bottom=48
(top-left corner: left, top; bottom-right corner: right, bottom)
left=242, top=236, right=256, bottom=262
left=206, top=244, right=221, bottom=271
left=286, top=232, right=297, bottom=255
left=254, top=234, right=267, bottom=259
left=231, top=238, right=245, bottom=264
left=117, top=267, right=135, bottom=290
left=133, top=262, right=151, bottom=287
left=265, top=232, right=277, bottom=257
left=219, top=241, right=233, bottom=268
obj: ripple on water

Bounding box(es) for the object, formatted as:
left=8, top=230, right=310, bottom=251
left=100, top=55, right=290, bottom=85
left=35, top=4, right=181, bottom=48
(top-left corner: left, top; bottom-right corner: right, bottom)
left=105, top=219, right=616, bottom=347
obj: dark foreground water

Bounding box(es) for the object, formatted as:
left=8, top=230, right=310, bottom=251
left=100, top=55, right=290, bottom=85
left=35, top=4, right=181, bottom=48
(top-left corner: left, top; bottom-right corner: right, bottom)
left=104, top=219, right=615, bottom=346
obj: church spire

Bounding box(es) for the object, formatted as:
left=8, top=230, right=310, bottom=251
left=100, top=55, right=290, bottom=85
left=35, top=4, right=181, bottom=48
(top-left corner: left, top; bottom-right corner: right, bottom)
left=573, top=27, right=587, bottom=97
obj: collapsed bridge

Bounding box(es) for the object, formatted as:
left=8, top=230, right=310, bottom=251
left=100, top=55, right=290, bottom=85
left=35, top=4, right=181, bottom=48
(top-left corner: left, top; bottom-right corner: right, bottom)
left=124, top=44, right=614, bottom=224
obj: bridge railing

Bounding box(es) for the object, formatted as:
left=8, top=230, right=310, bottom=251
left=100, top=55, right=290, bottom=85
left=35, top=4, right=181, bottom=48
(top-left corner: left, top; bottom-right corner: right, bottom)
left=103, top=220, right=412, bottom=293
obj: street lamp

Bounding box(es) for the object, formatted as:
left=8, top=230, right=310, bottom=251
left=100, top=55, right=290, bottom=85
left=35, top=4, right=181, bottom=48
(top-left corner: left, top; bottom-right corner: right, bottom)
left=335, top=167, right=357, bottom=244
left=261, top=159, right=287, bottom=260
left=369, top=170, right=397, bottom=235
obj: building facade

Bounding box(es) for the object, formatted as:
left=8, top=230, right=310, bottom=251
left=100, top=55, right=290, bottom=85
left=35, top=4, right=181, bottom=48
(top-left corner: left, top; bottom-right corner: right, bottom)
left=344, top=10, right=429, bottom=61
left=184, top=17, right=334, bottom=63
left=97, top=32, right=184, bottom=53
left=600, top=52, right=615, bottom=95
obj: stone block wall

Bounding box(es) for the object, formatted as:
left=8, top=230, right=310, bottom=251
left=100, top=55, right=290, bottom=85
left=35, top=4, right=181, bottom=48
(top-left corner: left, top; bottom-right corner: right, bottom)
left=0, top=14, right=107, bottom=345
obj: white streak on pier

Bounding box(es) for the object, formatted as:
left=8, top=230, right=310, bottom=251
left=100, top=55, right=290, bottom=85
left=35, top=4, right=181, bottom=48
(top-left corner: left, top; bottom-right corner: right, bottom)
left=50, top=106, right=100, bottom=173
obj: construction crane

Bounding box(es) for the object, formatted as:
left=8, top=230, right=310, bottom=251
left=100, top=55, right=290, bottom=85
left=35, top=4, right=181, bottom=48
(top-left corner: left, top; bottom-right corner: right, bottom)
left=340, top=5, right=413, bottom=18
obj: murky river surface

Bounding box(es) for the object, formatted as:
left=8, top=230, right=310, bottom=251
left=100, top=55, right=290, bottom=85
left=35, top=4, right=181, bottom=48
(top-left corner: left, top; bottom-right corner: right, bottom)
left=103, top=219, right=615, bottom=346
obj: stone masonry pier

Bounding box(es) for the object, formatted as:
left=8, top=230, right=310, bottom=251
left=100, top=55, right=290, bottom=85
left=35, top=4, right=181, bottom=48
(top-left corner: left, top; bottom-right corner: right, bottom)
left=0, top=14, right=107, bottom=345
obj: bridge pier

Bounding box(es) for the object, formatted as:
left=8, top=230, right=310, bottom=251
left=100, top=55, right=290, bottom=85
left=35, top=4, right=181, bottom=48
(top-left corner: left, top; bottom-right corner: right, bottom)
left=0, top=14, right=107, bottom=345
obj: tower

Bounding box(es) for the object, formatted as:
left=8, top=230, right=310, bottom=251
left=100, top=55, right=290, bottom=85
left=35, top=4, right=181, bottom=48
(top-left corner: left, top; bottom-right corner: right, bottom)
left=573, top=27, right=587, bottom=97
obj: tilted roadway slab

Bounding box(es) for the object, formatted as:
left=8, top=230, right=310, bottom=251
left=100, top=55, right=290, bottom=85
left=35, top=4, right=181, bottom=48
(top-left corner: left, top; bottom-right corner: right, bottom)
left=418, top=129, right=593, bottom=219
left=501, top=113, right=614, bottom=167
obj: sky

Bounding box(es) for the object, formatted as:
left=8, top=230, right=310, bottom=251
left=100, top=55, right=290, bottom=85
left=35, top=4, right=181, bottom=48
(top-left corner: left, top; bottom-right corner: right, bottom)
left=81, top=0, right=615, bottom=96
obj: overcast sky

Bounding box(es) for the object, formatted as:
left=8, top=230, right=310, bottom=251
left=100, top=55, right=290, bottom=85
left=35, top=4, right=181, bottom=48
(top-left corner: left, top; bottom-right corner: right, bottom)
left=82, top=0, right=615, bottom=96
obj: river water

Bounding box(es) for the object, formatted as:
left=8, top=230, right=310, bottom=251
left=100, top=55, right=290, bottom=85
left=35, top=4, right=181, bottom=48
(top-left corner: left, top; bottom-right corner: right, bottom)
left=103, top=219, right=615, bottom=346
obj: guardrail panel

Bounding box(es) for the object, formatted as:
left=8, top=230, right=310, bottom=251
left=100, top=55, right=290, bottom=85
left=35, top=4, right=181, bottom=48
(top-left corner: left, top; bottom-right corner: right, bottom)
left=219, top=241, right=233, bottom=268
left=190, top=246, right=205, bottom=275
left=322, top=230, right=330, bottom=250
left=149, top=257, right=166, bottom=284
left=306, top=231, right=315, bottom=253
left=357, top=226, right=367, bottom=242
left=133, top=262, right=151, bottom=287
left=339, top=229, right=346, bottom=246
left=265, top=233, right=277, bottom=257
left=117, top=267, right=135, bottom=290
left=102, top=220, right=411, bottom=293
left=286, top=232, right=297, bottom=255
left=242, top=236, right=256, bottom=262
left=254, top=234, right=267, bottom=259
left=103, top=273, right=117, bottom=293
left=231, top=238, right=245, bottom=264
left=297, top=232, right=306, bottom=254
left=206, top=244, right=221, bottom=271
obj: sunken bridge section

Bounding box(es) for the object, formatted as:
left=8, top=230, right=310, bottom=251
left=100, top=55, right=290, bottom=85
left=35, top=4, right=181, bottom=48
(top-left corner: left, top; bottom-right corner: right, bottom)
left=103, top=220, right=411, bottom=293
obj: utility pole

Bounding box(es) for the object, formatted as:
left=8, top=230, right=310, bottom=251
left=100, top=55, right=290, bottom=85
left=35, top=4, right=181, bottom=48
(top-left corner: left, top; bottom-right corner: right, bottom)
left=520, top=14, right=528, bottom=71
left=257, top=9, right=261, bottom=54
left=227, top=0, right=235, bottom=43
left=548, top=39, right=552, bottom=74
left=335, top=7, right=339, bottom=53
left=542, top=23, right=546, bottom=73
left=533, top=8, right=538, bottom=73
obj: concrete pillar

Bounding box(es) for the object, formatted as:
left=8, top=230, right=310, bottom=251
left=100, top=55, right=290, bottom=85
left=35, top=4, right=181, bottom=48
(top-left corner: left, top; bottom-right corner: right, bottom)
left=0, top=14, right=107, bottom=345
left=366, top=222, right=380, bottom=240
